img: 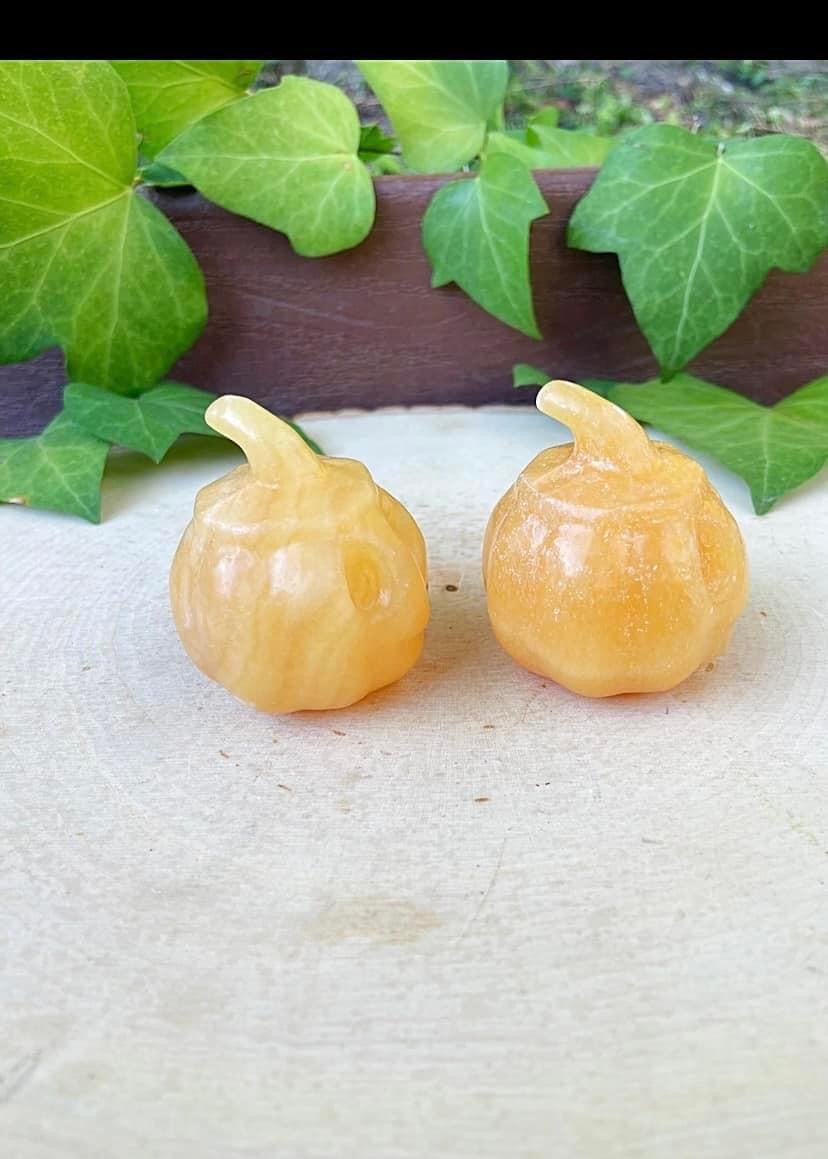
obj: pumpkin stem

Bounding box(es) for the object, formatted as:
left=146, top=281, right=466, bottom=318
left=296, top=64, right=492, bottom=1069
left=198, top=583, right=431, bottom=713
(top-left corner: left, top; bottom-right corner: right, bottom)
left=536, top=380, right=654, bottom=471
left=205, top=396, right=321, bottom=483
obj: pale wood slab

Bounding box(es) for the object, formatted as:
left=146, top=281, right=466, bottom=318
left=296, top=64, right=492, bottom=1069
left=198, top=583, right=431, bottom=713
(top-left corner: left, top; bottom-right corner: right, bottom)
left=1, top=407, right=826, bottom=1158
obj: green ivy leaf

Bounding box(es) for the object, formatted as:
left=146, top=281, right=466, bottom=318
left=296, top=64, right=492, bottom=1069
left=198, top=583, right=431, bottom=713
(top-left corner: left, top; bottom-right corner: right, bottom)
left=0, top=411, right=109, bottom=522
left=358, top=124, right=404, bottom=174
left=161, top=76, right=375, bottom=257
left=63, top=381, right=219, bottom=462
left=139, top=159, right=190, bottom=187
left=512, top=364, right=616, bottom=399
left=568, top=125, right=828, bottom=378
left=487, top=127, right=615, bottom=169
left=0, top=60, right=206, bottom=392
left=358, top=123, right=396, bottom=160
left=423, top=154, right=548, bottom=338
left=356, top=60, right=508, bottom=173
left=530, top=107, right=560, bottom=129
left=112, top=60, right=263, bottom=158
left=63, top=381, right=324, bottom=460
left=529, top=123, right=616, bottom=166
left=366, top=155, right=406, bottom=175
left=486, top=132, right=552, bottom=168
left=513, top=362, right=551, bottom=387
left=609, top=374, right=828, bottom=514
left=488, top=110, right=615, bottom=170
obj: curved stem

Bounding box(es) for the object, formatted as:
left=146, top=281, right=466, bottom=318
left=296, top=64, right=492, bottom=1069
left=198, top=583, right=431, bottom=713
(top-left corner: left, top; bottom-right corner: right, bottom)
left=536, top=380, right=654, bottom=472
left=205, top=395, right=321, bottom=483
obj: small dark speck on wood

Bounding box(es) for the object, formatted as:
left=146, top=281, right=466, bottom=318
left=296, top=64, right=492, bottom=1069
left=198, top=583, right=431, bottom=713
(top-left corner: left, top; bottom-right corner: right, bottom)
left=445, top=584, right=458, bottom=592
left=474, top=796, right=490, bottom=803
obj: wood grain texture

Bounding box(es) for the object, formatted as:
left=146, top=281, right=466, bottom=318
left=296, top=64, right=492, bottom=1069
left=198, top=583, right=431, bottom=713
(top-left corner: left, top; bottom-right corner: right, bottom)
left=1, top=407, right=826, bottom=1158
left=1, top=171, right=827, bottom=436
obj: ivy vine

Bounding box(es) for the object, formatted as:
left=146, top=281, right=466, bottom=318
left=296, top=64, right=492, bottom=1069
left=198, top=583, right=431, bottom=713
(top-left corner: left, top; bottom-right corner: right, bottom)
left=0, top=59, right=826, bottom=519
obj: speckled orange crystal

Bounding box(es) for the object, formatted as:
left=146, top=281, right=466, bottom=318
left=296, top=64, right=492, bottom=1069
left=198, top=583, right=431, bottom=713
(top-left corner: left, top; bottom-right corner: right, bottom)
left=483, top=381, right=749, bottom=697
left=170, top=396, right=429, bottom=713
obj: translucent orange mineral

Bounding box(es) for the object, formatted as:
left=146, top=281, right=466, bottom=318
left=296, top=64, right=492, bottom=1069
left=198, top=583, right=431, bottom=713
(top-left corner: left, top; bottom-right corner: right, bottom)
left=170, top=396, right=429, bottom=713
left=483, top=380, right=749, bottom=696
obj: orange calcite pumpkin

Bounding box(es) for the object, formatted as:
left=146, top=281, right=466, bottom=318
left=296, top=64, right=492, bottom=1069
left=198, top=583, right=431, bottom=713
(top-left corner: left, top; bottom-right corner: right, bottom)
left=170, top=396, right=429, bottom=713
left=483, top=380, right=749, bottom=697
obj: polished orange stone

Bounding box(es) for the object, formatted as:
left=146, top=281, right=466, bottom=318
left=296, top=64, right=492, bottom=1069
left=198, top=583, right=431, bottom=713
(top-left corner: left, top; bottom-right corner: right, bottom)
left=483, top=381, right=749, bottom=697
left=170, top=396, right=429, bottom=713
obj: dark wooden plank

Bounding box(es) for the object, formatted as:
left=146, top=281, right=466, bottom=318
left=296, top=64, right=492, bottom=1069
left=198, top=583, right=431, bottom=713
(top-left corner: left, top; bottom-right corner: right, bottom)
left=1, top=170, right=826, bottom=436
